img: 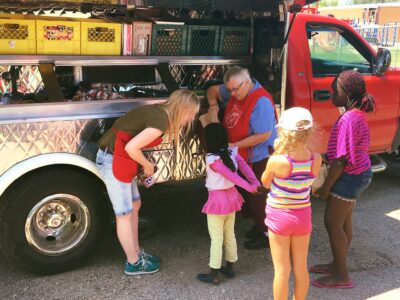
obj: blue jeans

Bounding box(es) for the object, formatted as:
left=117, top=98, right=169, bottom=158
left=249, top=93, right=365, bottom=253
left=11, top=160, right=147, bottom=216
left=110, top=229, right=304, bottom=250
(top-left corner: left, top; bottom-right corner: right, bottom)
left=331, top=168, right=372, bottom=201
left=96, top=149, right=141, bottom=216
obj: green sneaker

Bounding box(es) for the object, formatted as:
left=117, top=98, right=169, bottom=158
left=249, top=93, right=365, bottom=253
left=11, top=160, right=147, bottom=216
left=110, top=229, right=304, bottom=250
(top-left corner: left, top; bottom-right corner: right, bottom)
left=124, top=257, right=160, bottom=276
left=139, top=249, right=161, bottom=264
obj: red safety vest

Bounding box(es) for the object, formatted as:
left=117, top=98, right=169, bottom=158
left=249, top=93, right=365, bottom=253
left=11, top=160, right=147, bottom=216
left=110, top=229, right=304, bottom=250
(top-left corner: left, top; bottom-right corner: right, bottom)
left=223, top=86, right=276, bottom=162
left=112, top=128, right=162, bottom=183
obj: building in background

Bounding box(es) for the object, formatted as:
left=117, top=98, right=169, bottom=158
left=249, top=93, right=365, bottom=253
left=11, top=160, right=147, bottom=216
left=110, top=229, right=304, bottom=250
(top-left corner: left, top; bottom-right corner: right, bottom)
left=318, top=3, right=400, bottom=25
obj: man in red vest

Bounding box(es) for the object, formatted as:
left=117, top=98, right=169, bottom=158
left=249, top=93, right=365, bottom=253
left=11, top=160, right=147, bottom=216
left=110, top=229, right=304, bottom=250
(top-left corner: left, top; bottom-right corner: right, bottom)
left=207, top=66, right=277, bottom=250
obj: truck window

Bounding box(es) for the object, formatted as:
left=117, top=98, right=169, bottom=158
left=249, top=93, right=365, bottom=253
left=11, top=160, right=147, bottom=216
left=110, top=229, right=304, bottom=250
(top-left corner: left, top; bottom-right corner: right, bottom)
left=307, top=26, right=372, bottom=77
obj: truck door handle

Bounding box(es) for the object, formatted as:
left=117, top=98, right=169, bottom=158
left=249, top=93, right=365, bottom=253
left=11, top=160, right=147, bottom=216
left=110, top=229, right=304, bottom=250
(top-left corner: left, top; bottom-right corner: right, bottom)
left=313, top=90, right=332, bottom=101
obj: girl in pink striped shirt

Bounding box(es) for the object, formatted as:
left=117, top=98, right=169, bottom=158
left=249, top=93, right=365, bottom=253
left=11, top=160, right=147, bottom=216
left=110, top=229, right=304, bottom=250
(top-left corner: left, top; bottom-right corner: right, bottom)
left=312, top=70, right=374, bottom=289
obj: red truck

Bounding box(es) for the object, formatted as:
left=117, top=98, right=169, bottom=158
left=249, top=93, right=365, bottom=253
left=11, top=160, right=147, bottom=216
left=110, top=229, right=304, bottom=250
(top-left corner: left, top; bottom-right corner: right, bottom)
left=286, top=1, right=399, bottom=157
left=0, top=0, right=398, bottom=274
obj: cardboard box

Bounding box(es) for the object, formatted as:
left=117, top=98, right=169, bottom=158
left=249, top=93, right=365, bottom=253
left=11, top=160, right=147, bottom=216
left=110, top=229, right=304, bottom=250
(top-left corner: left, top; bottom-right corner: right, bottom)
left=132, top=21, right=152, bottom=55
left=122, top=23, right=133, bottom=55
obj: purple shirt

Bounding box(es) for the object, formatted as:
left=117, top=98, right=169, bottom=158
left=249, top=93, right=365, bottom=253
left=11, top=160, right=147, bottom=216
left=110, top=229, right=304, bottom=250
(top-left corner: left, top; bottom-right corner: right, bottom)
left=326, top=109, right=371, bottom=175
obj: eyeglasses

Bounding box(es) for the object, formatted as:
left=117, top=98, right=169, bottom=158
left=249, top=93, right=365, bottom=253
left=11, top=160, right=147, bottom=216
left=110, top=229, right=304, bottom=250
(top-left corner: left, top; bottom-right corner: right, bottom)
left=228, top=80, right=246, bottom=94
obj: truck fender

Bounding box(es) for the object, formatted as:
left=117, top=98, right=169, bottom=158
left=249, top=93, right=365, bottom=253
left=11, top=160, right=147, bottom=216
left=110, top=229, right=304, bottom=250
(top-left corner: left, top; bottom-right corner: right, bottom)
left=0, top=153, right=102, bottom=197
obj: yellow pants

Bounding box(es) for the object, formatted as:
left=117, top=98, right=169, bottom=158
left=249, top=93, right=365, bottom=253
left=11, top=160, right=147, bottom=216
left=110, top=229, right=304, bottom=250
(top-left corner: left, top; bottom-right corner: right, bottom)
left=207, top=212, right=238, bottom=269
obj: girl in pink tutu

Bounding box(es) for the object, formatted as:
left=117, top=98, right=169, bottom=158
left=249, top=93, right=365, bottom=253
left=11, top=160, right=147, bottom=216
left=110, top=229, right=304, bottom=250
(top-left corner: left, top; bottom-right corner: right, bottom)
left=197, top=123, right=261, bottom=285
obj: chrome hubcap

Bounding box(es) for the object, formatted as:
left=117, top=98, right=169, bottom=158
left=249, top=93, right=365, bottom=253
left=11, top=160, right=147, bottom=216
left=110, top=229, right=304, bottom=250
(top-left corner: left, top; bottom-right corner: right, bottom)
left=25, top=194, right=90, bottom=256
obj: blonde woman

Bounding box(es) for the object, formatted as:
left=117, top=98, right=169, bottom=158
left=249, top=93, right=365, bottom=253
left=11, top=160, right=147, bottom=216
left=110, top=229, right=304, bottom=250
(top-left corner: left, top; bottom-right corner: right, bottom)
left=261, top=107, right=322, bottom=300
left=96, top=90, right=200, bottom=275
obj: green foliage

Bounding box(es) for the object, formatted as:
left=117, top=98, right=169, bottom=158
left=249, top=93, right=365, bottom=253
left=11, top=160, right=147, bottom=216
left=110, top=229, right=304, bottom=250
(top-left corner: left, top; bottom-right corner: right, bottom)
left=352, top=0, right=400, bottom=4
left=319, top=0, right=339, bottom=7
left=320, top=0, right=400, bottom=5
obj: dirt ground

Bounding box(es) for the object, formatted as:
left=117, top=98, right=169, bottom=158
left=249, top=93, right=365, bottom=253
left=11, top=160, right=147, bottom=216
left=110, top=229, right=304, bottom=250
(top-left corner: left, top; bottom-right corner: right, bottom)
left=0, top=156, right=399, bottom=300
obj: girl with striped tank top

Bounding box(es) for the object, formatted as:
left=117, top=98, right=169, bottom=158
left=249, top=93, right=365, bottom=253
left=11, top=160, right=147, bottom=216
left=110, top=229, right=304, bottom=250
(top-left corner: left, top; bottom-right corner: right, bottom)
left=261, top=107, right=322, bottom=300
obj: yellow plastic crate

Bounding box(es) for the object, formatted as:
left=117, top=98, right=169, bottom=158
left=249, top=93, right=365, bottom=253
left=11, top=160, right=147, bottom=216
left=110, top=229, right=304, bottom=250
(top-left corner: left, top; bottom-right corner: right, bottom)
left=81, top=21, right=121, bottom=55
left=0, top=19, right=36, bottom=54
left=36, top=20, right=80, bottom=55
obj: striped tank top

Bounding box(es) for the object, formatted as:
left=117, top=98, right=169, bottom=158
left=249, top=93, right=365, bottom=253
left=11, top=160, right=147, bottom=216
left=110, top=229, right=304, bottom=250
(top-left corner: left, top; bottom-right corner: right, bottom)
left=268, top=155, right=316, bottom=209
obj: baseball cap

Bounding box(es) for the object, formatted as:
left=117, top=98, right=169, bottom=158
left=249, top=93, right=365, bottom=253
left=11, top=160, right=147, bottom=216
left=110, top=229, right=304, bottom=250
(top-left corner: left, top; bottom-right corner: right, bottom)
left=277, top=107, right=313, bottom=131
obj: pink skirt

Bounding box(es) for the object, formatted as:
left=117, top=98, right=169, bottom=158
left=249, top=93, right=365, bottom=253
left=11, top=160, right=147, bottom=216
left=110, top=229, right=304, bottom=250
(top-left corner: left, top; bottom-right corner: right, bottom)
left=202, top=186, right=244, bottom=215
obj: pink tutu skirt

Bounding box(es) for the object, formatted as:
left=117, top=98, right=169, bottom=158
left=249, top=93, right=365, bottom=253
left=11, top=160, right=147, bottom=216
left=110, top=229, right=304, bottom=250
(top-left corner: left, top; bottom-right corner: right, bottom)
left=202, top=186, right=244, bottom=215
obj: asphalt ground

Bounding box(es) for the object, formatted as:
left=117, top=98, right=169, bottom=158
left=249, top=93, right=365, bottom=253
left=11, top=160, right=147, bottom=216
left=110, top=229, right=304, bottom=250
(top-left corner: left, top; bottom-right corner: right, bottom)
left=0, top=156, right=399, bottom=300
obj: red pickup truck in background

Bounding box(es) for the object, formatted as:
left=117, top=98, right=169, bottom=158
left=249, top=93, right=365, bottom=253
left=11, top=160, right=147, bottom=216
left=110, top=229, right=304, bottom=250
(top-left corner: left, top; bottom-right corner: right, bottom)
left=286, top=0, right=399, bottom=158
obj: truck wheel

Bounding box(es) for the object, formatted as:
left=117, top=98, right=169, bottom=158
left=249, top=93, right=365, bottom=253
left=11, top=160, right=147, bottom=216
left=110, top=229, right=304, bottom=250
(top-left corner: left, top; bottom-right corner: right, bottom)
left=0, top=168, right=108, bottom=275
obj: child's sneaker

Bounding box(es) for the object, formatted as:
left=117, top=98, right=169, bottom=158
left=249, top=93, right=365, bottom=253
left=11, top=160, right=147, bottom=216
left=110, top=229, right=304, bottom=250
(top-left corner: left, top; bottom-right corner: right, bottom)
left=139, top=249, right=161, bottom=264
left=124, top=257, right=160, bottom=275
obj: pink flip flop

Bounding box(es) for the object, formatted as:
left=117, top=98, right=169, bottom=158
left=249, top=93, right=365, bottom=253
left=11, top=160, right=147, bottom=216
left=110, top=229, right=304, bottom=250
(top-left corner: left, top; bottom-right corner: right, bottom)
left=312, top=278, right=354, bottom=289
left=309, top=265, right=334, bottom=275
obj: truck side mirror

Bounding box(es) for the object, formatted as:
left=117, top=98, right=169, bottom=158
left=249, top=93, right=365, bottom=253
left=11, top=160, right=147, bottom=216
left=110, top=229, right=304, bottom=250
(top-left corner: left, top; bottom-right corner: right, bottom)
left=374, top=48, right=391, bottom=75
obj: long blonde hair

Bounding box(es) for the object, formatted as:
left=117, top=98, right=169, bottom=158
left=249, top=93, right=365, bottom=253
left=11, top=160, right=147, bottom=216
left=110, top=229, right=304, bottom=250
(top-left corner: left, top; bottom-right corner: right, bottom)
left=273, top=127, right=317, bottom=156
left=163, top=89, right=200, bottom=144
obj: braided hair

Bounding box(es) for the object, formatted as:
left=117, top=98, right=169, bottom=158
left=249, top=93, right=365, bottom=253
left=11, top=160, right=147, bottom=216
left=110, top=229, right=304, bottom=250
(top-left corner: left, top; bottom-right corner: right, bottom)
left=335, top=70, right=376, bottom=112
left=204, top=123, right=236, bottom=172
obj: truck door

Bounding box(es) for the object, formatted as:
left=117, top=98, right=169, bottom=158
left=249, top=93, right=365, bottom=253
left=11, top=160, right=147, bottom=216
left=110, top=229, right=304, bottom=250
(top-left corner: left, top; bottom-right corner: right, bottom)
left=303, top=22, right=400, bottom=154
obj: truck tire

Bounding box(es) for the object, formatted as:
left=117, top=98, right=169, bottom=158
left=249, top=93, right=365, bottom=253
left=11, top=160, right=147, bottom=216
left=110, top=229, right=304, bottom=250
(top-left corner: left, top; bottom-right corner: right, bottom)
left=0, top=168, right=109, bottom=275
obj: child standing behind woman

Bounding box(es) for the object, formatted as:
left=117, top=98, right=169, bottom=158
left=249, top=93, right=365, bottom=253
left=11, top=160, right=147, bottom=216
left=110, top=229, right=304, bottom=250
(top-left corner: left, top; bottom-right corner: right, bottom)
left=197, top=123, right=261, bottom=285
left=261, top=108, right=322, bottom=300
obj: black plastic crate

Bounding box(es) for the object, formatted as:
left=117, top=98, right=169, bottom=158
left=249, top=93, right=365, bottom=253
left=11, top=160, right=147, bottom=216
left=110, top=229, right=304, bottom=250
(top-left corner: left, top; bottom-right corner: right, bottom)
left=187, top=25, right=220, bottom=56
left=254, top=25, right=284, bottom=55
left=219, top=26, right=250, bottom=56
left=151, top=23, right=187, bottom=56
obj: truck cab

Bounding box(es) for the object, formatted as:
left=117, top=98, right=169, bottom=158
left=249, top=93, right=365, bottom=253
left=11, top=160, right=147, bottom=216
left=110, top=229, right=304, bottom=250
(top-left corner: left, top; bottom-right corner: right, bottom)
left=286, top=12, right=400, bottom=154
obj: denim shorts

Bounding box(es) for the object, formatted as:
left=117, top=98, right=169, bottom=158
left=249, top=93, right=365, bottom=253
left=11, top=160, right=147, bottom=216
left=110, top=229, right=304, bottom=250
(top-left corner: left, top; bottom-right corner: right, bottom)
left=96, top=149, right=141, bottom=216
left=330, top=168, right=372, bottom=202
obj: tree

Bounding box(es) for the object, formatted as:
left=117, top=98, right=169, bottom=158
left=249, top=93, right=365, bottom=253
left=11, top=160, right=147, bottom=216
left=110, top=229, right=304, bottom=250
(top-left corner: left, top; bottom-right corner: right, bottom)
left=319, top=0, right=339, bottom=7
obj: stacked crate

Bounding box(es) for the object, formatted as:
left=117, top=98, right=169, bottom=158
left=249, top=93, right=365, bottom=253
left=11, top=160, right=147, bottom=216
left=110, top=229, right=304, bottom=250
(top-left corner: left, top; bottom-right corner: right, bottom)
left=187, top=25, right=220, bottom=56
left=0, top=13, right=251, bottom=57
left=0, top=19, right=36, bottom=54
left=36, top=20, right=81, bottom=55
left=151, top=23, right=187, bottom=56
left=81, top=20, right=122, bottom=55
left=219, top=26, right=251, bottom=56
